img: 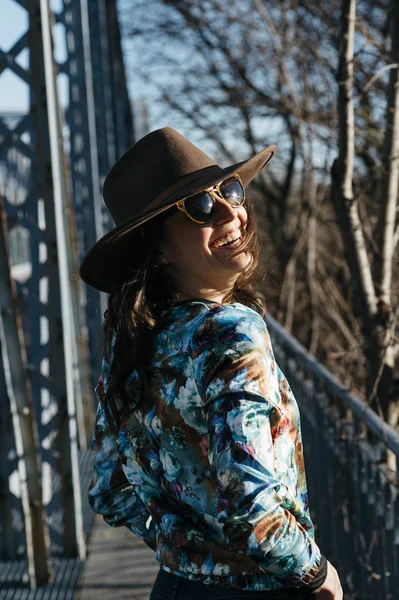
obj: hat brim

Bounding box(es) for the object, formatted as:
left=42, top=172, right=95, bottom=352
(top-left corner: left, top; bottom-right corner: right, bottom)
left=79, top=144, right=277, bottom=293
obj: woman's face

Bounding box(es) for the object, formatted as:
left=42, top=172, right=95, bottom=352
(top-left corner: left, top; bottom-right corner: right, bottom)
left=159, top=190, right=251, bottom=300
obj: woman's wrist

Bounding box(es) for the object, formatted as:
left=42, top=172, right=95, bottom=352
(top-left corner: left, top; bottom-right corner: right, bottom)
left=306, top=554, right=328, bottom=593
left=310, top=585, right=323, bottom=595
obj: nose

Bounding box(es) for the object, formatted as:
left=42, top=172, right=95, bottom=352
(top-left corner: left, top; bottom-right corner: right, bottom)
left=212, top=193, right=238, bottom=224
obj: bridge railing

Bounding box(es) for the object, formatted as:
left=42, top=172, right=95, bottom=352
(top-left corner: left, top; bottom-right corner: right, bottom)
left=267, top=314, right=399, bottom=600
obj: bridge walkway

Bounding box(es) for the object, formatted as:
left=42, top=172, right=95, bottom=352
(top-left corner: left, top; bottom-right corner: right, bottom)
left=77, top=516, right=158, bottom=600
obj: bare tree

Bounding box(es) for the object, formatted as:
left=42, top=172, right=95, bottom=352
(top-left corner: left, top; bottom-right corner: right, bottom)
left=122, top=0, right=399, bottom=423
left=331, top=0, right=399, bottom=426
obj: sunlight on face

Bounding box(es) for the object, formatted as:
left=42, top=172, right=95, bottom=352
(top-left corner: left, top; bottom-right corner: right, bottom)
left=159, top=196, right=251, bottom=300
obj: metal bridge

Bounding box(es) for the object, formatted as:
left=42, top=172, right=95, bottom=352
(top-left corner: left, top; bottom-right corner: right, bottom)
left=0, top=2, right=398, bottom=600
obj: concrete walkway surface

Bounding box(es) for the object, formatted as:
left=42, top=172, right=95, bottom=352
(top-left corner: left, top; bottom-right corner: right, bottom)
left=77, top=515, right=159, bottom=600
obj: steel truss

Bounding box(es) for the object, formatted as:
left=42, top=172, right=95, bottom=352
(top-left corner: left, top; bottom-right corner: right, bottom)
left=0, top=0, right=134, bottom=590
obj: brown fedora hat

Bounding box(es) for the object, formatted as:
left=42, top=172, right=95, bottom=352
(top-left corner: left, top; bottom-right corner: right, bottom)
left=79, top=127, right=277, bottom=292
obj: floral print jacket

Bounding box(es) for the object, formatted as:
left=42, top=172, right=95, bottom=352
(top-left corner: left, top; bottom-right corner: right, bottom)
left=89, top=300, right=322, bottom=591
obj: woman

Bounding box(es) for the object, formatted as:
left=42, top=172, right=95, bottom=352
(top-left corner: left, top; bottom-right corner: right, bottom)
left=80, top=127, right=342, bottom=599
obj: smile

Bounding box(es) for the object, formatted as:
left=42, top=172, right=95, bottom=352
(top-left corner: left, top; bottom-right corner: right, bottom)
left=211, top=228, right=242, bottom=248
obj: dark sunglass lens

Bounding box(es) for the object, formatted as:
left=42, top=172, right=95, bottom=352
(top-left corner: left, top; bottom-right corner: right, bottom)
left=185, top=192, right=214, bottom=222
left=220, top=178, right=244, bottom=206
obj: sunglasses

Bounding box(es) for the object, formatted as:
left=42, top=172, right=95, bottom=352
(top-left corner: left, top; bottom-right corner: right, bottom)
left=175, top=173, right=245, bottom=224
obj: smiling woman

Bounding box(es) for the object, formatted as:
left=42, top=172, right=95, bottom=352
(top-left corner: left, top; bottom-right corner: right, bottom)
left=159, top=183, right=253, bottom=304
left=79, top=128, right=342, bottom=600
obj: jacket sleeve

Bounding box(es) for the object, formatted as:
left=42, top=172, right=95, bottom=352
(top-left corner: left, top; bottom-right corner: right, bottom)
left=196, top=306, right=321, bottom=587
left=88, top=373, right=157, bottom=551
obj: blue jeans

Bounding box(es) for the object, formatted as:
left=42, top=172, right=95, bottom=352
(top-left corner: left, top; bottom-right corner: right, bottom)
left=150, top=569, right=313, bottom=600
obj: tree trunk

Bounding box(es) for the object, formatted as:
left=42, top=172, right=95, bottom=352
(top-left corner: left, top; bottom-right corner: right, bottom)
left=372, top=0, right=399, bottom=427
left=332, top=0, right=399, bottom=425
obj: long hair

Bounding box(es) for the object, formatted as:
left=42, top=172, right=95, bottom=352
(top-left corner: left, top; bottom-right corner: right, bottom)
left=102, top=200, right=265, bottom=429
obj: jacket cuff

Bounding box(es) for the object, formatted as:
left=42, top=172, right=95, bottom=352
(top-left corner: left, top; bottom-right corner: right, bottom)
left=305, top=555, right=328, bottom=593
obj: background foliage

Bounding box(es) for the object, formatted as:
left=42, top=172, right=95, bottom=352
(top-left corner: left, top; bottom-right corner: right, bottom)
left=120, top=0, right=399, bottom=426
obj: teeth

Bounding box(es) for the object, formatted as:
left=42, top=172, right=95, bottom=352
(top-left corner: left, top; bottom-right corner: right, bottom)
left=213, top=229, right=241, bottom=248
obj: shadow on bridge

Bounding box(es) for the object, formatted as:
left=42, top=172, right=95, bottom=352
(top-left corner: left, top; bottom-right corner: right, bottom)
left=77, top=516, right=158, bottom=600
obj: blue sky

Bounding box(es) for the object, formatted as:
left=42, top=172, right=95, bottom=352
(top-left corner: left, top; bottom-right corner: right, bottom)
left=0, top=0, right=68, bottom=114
left=1, top=0, right=30, bottom=113
left=0, top=0, right=339, bottom=171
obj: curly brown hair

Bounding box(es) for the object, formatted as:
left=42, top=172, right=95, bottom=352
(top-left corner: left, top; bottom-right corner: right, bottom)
left=102, top=200, right=265, bottom=429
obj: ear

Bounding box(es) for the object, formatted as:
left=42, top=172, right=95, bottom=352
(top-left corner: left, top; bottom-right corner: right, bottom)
left=157, top=255, right=168, bottom=266
left=157, top=239, right=173, bottom=264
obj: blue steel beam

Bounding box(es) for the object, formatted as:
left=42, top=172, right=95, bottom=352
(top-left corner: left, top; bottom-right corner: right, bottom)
left=0, top=0, right=135, bottom=587
left=58, top=0, right=104, bottom=396
left=87, top=0, right=134, bottom=233
left=0, top=0, right=87, bottom=571
left=105, top=0, right=135, bottom=158
left=0, top=192, right=51, bottom=587
left=87, top=0, right=116, bottom=234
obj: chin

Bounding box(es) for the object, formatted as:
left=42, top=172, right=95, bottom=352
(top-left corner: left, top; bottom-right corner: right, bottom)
left=233, top=252, right=252, bottom=272
left=215, top=250, right=252, bottom=277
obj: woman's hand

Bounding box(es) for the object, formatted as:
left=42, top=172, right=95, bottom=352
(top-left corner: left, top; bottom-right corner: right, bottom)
left=313, top=561, right=343, bottom=599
